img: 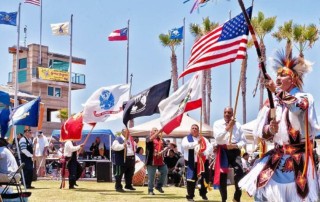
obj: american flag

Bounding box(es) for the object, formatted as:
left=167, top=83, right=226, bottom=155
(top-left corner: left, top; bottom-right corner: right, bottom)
left=24, top=0, right=41, bottom=6
left=180, top=7, right=252, bottom=78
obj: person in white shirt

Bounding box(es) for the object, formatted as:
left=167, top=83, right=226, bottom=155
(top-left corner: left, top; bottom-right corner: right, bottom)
left=0, top=138, right=20, bottom=183
left=213, top=107, right=246, bottom=202
left=241, top=152, right=250, bottom=174
left=181, top=124, right=213, bottom=202
left=64, top=140, right=84, bottom=189
left=111, top=129, right=136, bottom=192
left=33, top=131, right=49, bottom=177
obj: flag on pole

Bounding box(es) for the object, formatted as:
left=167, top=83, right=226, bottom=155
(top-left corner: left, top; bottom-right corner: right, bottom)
left=24, top=0, right=41, bottom=6
left=83, top=84, right=130, bottom=124
left=11, top=97, right=40, bottom=127
left=159, top=72, right=202, bottom=134
left=0, top=91, right=10, bottom=106
left=0, top=108, right=10, bottom=138
left=108, top=28, right=128, bottom=41
left=50, top=22, right=70, bottom=36
left=60, top=112, right=83, bottom=142
left=179, top=7, right=252, bottom=78
left=123, top=79, right=171, bottom=127
left=169, top=26, right=184, bottom=40
left=0, top=12, right=17, bottom=26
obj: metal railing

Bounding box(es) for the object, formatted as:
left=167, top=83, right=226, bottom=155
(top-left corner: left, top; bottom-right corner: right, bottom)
left=8, top=67, right=86, bottom=85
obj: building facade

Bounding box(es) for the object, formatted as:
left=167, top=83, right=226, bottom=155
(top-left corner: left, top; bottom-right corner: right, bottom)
left=8, top=43, right=86, bottom=136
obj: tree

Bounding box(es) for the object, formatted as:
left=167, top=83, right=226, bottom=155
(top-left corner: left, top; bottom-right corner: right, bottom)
left=293, top=23, right=319, bottom=58
left=272, top=20, right=294, bottom=59
left=159, top=33, right=182, bottom=92
left=189, top=17, right=219, bottom=124
left=251, top=11, right=276, bottom=109
left=56, top=108, right=68, bottom=123
left=240, top=40, right=254, bottom=124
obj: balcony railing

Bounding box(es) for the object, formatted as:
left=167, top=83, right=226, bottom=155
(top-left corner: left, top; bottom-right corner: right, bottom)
left=8, top=67, right=86, bottom=85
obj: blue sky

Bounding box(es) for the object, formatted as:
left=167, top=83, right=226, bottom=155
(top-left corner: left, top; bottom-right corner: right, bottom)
left=1, top=0, right=320, bottom=133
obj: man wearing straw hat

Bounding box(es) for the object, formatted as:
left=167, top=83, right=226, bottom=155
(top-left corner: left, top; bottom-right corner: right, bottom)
left=213, top=107, right=246, bottom=202
left=33, top=130, right=49, bottom=177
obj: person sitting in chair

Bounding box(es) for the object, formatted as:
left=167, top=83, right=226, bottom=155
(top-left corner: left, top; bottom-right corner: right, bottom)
left=0, top=138, right=21, bottom=183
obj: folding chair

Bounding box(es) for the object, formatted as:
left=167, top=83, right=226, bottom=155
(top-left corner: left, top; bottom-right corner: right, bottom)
left=0, top=163, right=25, bottom=202
left=178, top=166, right=187, bottom=187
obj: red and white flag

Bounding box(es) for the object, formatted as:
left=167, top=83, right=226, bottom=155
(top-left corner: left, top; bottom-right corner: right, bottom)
left=159, top=72, right=202, bottom=134
left=24, top=0, right=41, bottom=6
left=83, top=84, right=130, bottom=124
left=60, top=112, right=83, bottom=142
left=179, top=7, right=252, bottom=78
left=108, top=28, right=128, bottom=41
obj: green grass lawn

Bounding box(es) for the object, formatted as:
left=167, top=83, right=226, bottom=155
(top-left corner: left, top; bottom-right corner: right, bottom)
left=24, top=180, right=254, bottom=202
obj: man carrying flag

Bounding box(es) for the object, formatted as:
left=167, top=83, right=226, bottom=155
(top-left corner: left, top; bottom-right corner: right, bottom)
left=182, top=124, right=212, bottom=202
left=213, top=107, right=246, bottom=202
left=60, top=112, right=85, bottom=189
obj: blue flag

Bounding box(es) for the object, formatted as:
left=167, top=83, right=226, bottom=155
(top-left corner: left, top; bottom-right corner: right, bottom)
left=0, top=108, right=10, bottom=138
left=0, top=12, right=17, bottom=26
left=169, top=26, right=184, bottom=40
left=11, top=97, right=40, bottom=127
left=0, top=91, right=10, bottom=106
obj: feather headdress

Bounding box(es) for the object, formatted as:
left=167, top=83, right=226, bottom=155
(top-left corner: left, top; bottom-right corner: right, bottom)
left=272, top=50, right=312, bottom=89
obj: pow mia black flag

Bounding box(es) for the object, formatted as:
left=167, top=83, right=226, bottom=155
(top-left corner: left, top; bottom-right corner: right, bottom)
left=123, top=79, right=171, bottom=127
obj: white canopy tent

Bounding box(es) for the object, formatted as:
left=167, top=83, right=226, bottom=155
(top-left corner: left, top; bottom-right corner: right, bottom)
left=129, top=114, right=213, bottom=138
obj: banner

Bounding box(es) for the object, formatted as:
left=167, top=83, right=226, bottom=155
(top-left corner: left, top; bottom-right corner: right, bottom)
left=38, top=67, right=69, bottom=82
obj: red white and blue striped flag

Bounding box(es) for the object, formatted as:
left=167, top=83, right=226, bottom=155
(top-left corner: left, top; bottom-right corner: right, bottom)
left=180, top=7, right=252, bottom=78
left=24, top=0, right=41, bottom=6
left=108, top=28, right=128, bottom=41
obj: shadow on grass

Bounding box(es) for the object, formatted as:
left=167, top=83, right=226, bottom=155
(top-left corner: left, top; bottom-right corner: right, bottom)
left=74, top=188, right=144, bottom=194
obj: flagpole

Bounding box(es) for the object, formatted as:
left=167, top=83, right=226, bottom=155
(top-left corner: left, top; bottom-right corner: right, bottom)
left=182, top=17, right=186, bottom=85
left=68, top=14, right=73, bottom=118
left=126, top=19, right=130, bottom=84
left=229, top=10, right=232, bottom=107
left=38, top=0, right=42, bottom=65
left=14, top=3, right=27, bottom=191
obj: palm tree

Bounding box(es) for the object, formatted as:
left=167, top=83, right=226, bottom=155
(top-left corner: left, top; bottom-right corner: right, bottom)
left=189, top=17, right=219, bottom=124
left=240, top=40, right=254, bottom=124
left=293, top=23, right=319, bottom=58
left=272, top=20, right=294, bottom=59
left=251, top=11, right=276, bottom=109
left=159, top=34, right=182, bottom=92
left=56, top=108, right=68, bottom=123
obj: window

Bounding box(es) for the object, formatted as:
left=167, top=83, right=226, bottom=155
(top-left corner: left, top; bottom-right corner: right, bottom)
left=48, top=59, right=69, bottom=72
left=19, top=58, right=27, bottom=69
left=47, top=108, right=60, bottom=122
left=48, top=86, right=61, bottom=97
left=18, top=70, right=27, bottom=83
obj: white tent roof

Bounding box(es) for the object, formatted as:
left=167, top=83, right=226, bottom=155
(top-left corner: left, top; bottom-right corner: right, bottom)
left=129, top=114, right=213, bottom=138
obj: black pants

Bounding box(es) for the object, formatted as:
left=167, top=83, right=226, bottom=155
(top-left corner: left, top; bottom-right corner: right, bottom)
left=186, top=160, right=209, bottom=200
left=114, top=156, right=135, bottom=189
left=219, top=149, right=243, bottom=202
left=21, top=156, right=33, bottom=187
left=67, top=158, right=78, bottom=188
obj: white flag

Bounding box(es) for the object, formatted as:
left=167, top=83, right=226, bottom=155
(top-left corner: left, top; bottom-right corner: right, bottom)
left=159, top=72, right=202, bottom=134
left=83, top=84, right=130, bottom=124
left=50, top=22, right=70, bottom=36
